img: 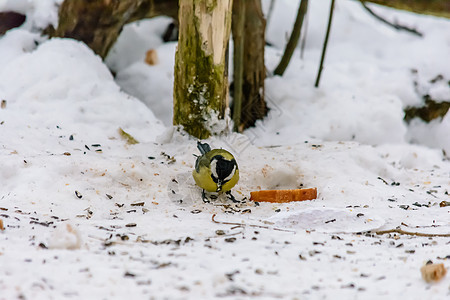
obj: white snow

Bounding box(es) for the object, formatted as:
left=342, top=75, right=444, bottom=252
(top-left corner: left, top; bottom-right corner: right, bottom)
left=1, top=0, right=449, bottom=299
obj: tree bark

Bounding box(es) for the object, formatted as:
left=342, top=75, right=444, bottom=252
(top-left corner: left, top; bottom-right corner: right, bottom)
left=51, top=0, right=178, bottom=59
left=173, top=0, right=233, bottom=139
left=240, top=0, right=267, bottom=130
left=231, top=0, right=245, bottom=132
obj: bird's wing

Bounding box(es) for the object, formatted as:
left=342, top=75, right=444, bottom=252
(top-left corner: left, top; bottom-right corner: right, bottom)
left=195, top=154, right=209, bottom=173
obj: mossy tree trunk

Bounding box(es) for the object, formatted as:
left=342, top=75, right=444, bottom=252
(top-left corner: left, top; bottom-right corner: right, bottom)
left=232, top=0, right=267, bottom=132
left=50, top=0, right=178, bottom=59
left=173, top=0, right=233, bottom=139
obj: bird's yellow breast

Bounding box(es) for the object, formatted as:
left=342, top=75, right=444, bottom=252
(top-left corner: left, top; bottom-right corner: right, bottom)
left=193, top=168, right=239, bottom=193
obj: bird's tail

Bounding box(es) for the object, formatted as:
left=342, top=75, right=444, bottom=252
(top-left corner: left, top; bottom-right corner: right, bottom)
left=197, top=141, right=211, bottom=155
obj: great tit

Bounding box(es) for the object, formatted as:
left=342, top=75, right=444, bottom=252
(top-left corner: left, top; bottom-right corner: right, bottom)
left=192, top=141, right=239, bottom=202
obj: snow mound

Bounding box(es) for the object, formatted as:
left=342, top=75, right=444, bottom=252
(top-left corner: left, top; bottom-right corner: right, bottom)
left=47, top=223, right=82, bottom=250
left=0, top=37, right=165, bottom=144
left=269, top=207, right=385, bottom=233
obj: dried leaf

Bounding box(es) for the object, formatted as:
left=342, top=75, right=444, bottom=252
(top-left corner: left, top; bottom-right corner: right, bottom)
left=421, top=263, right=447, bottom=283
left=145, top=49, right=159, bottom=65
left=118, top=127, right=139, bottom=145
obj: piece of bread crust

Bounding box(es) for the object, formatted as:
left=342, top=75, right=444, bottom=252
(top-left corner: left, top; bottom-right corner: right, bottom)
left=250, top=188, right=317, bottom=203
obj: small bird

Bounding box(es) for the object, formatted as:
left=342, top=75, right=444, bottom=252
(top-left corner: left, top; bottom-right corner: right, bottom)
left=192, top=141, right=239, bottom=202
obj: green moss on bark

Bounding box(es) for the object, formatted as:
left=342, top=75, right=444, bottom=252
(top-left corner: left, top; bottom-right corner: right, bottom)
left=173, top=1, right=231, bottom=139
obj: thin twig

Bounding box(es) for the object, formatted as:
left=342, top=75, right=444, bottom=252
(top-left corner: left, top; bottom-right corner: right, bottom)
left=265, top=0, right=276, bottom=28
left=209, top=229, right=244, bottom=239
left=314, top=0, right=335, bottom=88
left=374, top=227, right=450, bottom=237
left=273, top=0, right=308, bottom=76
left=212, top=214, right=295, bottom=233
left=299, top=12, right=309, bottom=60
left=360, top=0, right=423, bottom=37
left=212, top=214, right=244, bottom=226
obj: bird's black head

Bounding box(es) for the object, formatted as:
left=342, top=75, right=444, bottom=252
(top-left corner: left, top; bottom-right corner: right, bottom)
left=210, top=155, right=237, bottom=190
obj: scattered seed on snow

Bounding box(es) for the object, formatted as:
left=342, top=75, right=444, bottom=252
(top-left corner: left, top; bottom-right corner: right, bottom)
left=377, top=177, right=389, bottom=185
left=439, top=201, right=450, bottom=207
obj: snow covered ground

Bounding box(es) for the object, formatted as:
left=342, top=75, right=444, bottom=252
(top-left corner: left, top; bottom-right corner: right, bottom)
left=0, top=0, right=449, bottom=299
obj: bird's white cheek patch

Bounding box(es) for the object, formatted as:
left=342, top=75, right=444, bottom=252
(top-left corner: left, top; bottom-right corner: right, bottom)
left=210, top=159, right=218, bottom=180
left=223, top=165, right=236, bottom=182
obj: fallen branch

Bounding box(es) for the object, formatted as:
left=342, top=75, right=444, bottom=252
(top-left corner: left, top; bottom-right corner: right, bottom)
left=358, top=0, right=450, bottom=19
left=360, top=0, right=423, bottom=37
left=212, top=214, right=295, bottom=233
left=374, top=227, right=450, bottom=237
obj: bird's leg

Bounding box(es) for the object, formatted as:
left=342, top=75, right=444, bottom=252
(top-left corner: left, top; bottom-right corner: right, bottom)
left=226, top=191, right=239, bottom=203
left=202, top=190, right=210, bottom=203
